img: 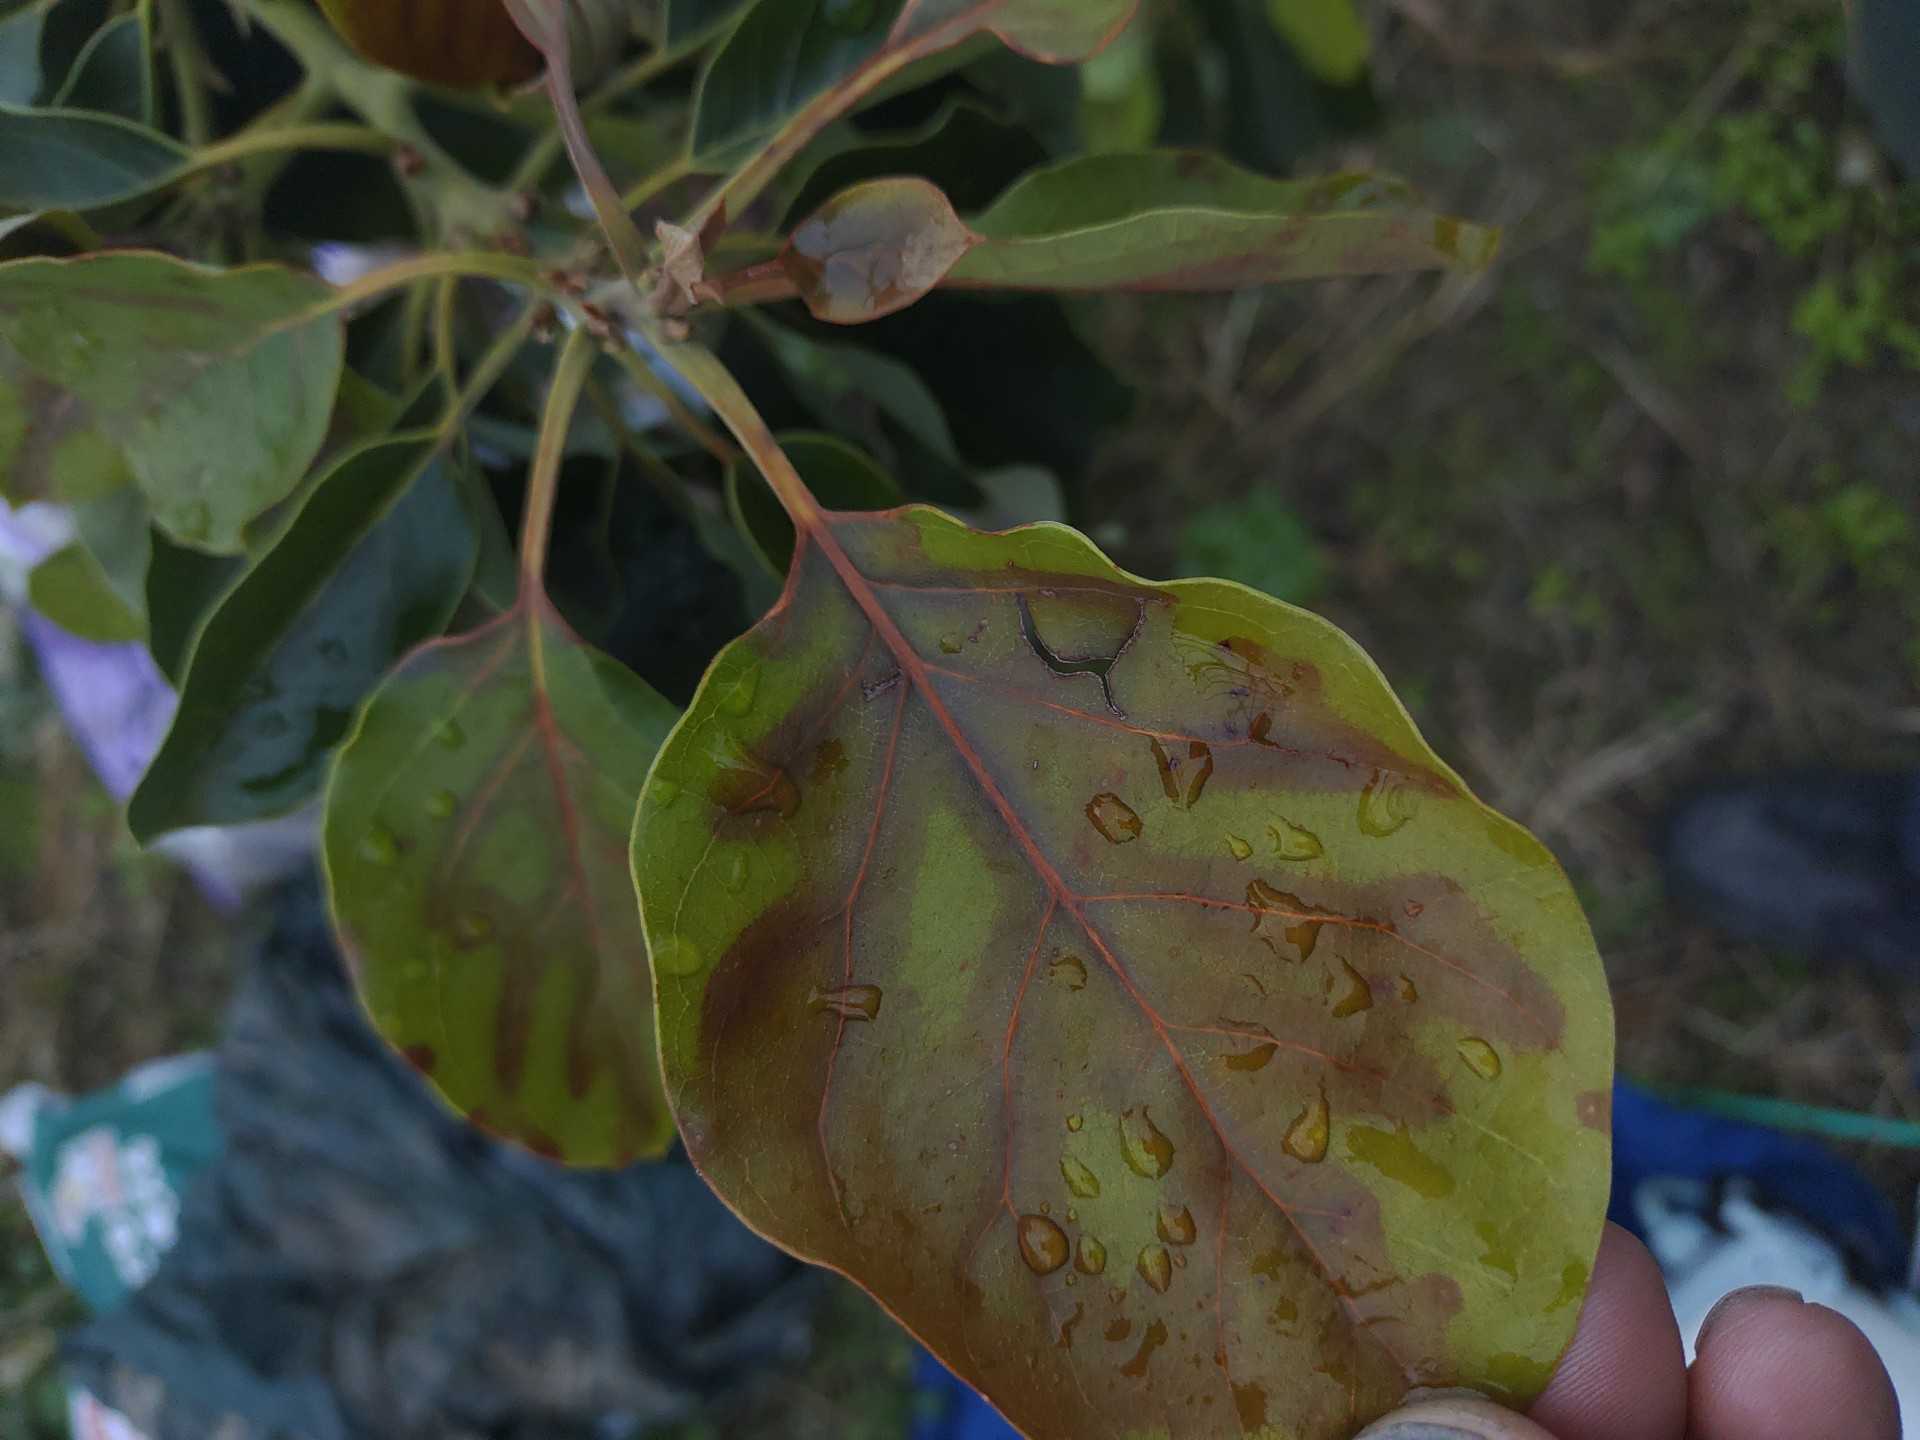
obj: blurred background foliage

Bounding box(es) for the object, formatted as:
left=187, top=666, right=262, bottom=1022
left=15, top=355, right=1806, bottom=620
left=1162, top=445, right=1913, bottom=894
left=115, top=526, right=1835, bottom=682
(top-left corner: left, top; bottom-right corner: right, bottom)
left=5, top=0, right=1920, bottom=1434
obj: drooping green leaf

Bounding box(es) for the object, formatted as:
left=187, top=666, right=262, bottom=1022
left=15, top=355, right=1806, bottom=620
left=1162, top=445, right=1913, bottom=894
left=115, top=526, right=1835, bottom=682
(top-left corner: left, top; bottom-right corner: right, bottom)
left=751, top=318, right=963, bottom=465
left=690, top=0, right=908, bottom=159
left=1266, top=0, right=1370, bottom=86
left=692, top=0, right=1136, bottom=161
left=326, top=591, right=681, bottom=1167
left=0, top=104, right=184, bottom=210
left=726, top=431, right=902, bottom=575
left=52, top=13, right=152, bottom=121
left=781, top=177, right=977, bottom=323
left=127, top=432, right=478, bottom=840
left=0, top=252, right=344, bottom=549
left=27, top=542, right=144, bottom=642
left=0, top=0, right=109, bottom=107
left=145, top=531, right=242, bottom=684
left=632, top=502, right=1611, bottom=1440
left=951, top=150, right=1500, bottom=290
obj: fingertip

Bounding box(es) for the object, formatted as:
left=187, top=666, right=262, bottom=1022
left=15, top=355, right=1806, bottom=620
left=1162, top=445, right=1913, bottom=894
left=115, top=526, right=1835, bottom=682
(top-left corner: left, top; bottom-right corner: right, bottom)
left=1688, top=1287, right=1900, bottom=1440
left=1527, top=1223, right=1688, bottom=1440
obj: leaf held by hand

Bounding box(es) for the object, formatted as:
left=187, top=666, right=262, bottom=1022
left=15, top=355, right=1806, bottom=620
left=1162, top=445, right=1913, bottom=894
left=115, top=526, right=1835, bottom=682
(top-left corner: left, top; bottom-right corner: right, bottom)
left=633, top=503, right=1611, bottom=1440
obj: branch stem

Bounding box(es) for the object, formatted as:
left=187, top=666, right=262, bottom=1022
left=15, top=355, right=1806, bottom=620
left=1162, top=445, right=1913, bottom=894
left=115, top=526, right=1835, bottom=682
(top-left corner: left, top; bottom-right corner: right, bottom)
left=519, top=327, right=600, bottom=587
left=639, top=328, right=819, bottom=529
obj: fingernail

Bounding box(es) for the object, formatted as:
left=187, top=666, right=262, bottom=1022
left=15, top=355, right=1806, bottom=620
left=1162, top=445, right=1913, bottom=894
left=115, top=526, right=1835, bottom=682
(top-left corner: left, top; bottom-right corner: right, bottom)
left=1696, top=1284, right=1804, bottom=1350
left=1353, top=1427, right=1483, bottom=1440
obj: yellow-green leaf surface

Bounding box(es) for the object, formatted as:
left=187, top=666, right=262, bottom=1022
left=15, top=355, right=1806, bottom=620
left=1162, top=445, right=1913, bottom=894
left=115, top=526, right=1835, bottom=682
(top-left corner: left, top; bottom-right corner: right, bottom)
left=327, top=593, right=681, bottom=1166
left=0, top=252, right=343, bottom=551
left=633, top=504, right=1611, bottom=1440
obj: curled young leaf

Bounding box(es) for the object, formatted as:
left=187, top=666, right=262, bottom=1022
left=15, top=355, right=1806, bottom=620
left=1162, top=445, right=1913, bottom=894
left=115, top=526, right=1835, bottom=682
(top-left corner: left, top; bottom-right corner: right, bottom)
left=633, top=504, right=1611, bottom=1440
left=327, top=593, right=681, bottom=1167
left=314, top=0, right=543, bottom=89
left=782, top=176, right=977, bottom=323
left=0, top=252, right=344, bottom=551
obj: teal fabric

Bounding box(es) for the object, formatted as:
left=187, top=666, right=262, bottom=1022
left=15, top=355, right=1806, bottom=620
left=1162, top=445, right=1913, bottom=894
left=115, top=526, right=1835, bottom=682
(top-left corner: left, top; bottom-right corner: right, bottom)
left=17, top=1056, right=221, bottom=1313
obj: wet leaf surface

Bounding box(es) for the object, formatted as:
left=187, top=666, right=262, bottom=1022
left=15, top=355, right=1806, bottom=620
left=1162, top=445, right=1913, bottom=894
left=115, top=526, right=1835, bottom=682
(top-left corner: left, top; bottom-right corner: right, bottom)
left=128, top=432, right=477, bottom=839
left=633, top=505, right=1611, bottom=1440
left=328, top=590, right=680, bottom=1167
left=0, top=252, right=344, bottom=550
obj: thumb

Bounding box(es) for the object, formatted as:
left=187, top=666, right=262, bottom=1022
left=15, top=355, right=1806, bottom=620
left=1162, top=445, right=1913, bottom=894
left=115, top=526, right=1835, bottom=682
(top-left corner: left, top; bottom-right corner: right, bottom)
left=1354, top=1395, right=1559, bottom=1440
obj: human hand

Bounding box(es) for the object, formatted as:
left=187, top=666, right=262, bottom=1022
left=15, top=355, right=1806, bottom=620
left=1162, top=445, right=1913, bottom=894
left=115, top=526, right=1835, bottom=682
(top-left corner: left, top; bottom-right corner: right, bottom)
left=1358, top=1224, right=1901, bottom=1440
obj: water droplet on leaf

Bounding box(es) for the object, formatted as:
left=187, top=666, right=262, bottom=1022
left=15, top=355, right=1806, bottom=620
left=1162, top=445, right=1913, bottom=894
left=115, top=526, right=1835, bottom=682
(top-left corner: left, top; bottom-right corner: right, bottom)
left=1358, top=770, right=1419, bottom=836
left=436, top=718, right=466, bottom=750
left=1283, top=1086, right=1330, bottom=1164
left=1226, top=834, right=1253, bottom=861
left=1049, top=952, right=1088, bottom=990
left=453, top=911, right=494, bottom=947
left=1018, top=1213, right=1070, bottom=1275
left=939, top=633, right=963, bottom=655
left=1085, top=792, right=1143, bottom=844
left=1136, top=1244, right=1172, bottom=1293
left=652, top=934, right=704, bottom=977
left=1104, top=1316, right=1131, bottom=1342
left=1329, top=958, right=1373, bottom=1017
left=1118, top=1107, right=1175, bottom=1179
left=1065, top=1113, right=1083, bottom=1132
left=1225, top=1041, right=1277, bottom=1072
left=1060, top=1155, right=1102, bottom=1198
left=722, top=852, right=749, bottom=892
left=719, top=664, right=760, bottom=716
left=1076, top=1235, right=1108, bottom=1275
left=1398, top=974, right=1419, bottom=1003
left=1269, top=817, right=1324, bottom=860
left=359, top=823, right=400, bottom=865
left=1458, top=1037, right=1502, bottom=1080
left=808, top=984, right=883, bottom=1022
left=424, top=789, right=457, bottom=821
left=650, top=778, right=681, bottom=808
left=1155, top=1203, right=1196, bottom=1246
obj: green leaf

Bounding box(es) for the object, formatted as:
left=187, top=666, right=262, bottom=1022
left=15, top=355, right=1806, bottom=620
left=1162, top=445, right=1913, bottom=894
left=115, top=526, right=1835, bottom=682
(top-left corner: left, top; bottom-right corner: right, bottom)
left=145, top=531, right=242, bottom=684
left=985, top=0, right=1137, bottom=64
left=953, top=150, right=1500, bottom=290
left=690, top=0, right=908, bottom=159
left=782, top=96, right=1046, bottom=222
left=1078, top=13, right=1161, bottom=152
left=326, top=591, right=681, bottom=1167
left=1267, top=0, right=1370, bottom=86
left=27, top=541, right=144, bottom=642
left=664, top=0, right=755, bottom=47
left=0, top=104, right=184, bottom=210
left=127, top=432, right=478, bottom=840
left=52, top=13, right=153, bottom=123
left=632, top=503, right=1610, bottom=1440
left=726, top=431, right=902, bottom=575
left=781, top=176, right=977, bottom=323
left=0, top=0, right=109, bottom=107
left=0, top=252, right=345, bottom=549
left=751, top=318, right=963, bottom=465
